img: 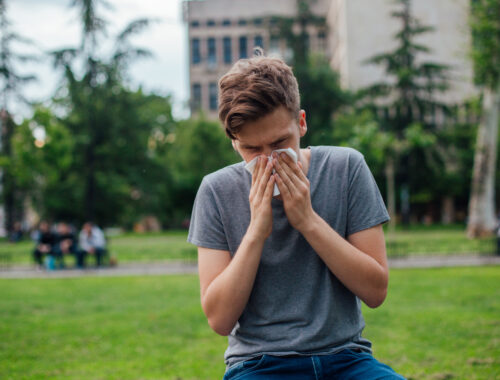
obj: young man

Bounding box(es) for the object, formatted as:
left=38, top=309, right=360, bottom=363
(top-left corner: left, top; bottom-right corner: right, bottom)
left=188, top=54, right=404, bottom=379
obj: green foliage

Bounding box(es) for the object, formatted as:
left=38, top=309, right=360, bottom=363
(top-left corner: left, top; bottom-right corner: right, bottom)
left=470, top=0, right=500, bottom=89
left=0, top=0, right=38, bottom=232
left=165, top=116, right=239, bottom=224
left=295, top=54, right=351, bottom=146
left=16, top=88, right=176, bottom=227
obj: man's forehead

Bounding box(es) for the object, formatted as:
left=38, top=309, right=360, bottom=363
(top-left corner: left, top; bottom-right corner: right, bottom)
left=236, top=128, right=293, bottom=146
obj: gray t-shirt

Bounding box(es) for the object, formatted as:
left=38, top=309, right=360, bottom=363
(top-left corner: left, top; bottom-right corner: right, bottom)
left=188, top=146, right=390, bottom=366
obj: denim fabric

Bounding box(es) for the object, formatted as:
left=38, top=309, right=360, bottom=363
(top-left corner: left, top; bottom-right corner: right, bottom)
left=223, top=350, right=405, bottom=380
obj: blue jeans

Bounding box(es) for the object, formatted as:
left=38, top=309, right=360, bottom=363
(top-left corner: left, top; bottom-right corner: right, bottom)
left=223, top=349, right=405, bottom=380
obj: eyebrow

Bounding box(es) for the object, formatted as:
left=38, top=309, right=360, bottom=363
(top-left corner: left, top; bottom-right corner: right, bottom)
left=240, top=134, right=291, bottom=149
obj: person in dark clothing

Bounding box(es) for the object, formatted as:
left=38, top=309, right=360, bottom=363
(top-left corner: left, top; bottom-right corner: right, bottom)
left=33, top=221, right=56, bottom=269
left=54, top=222, right=78, bottom=268
left=9, top=222, right=23, bottom=243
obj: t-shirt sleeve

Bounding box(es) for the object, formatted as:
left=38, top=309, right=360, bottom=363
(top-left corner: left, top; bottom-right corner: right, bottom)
left=187, top=177, right=230, bottom=251
left=346, top=153, right=390, bottom=236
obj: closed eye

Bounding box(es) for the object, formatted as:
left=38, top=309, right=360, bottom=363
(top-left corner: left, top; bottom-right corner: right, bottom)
left=271, top=139, right=287, bottom=148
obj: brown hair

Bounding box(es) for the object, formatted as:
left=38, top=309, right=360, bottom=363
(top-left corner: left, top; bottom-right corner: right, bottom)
left=218, top=51, right=300, bottom=139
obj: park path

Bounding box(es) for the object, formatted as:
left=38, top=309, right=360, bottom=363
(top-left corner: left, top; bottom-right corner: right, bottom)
left=0, top=255, right=499, bottom=279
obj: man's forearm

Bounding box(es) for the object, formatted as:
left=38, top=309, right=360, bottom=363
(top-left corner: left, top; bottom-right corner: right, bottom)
left=202, top=226, right=266, bottom=336
left=300, top=213, right=388, bottom=308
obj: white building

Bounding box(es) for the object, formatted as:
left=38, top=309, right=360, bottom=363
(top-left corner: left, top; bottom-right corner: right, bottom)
left=328, top=0, right=476, bottom=104
left=184, top=0, right=476, bottom=116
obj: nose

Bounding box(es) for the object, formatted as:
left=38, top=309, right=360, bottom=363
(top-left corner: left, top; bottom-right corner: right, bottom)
left=262, top=148, right=274, bottom=158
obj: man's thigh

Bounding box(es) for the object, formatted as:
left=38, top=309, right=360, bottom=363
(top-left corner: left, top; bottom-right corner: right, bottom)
left=321, top=349, right=405, bottom=379
left=222, top=351, right=405, bottom=380
left=223, top=355, right=316, bottom=380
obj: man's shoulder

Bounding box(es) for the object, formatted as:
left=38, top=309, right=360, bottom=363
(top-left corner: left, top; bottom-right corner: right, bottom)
left=312, top=145, right=364, bottom=168
left=202, top=161, right=247, bottom=189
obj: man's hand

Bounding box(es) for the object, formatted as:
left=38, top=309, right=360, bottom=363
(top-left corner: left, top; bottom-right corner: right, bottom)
left=273, top=151, right=316, bottom=233
left=248, top=156, right=275, bottom=240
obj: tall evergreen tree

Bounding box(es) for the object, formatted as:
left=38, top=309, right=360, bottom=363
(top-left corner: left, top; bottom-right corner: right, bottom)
left=467, top=0, right=500, bottom=237
left=361, top=0, right=451, bottom=226
left=0, top=0, right=37, bottom=234
left=50, top=0, right=153, bottom=225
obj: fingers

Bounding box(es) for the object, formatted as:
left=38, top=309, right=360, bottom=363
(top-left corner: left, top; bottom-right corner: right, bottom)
left=256, top=159, right=274, bottom=200
left=263, top=174, right=275, bottom=201
left=273, top=152, right=310, bottom=201
left=272, top=153, right=297, bottom=195
left=251, top=156, right=262, bottom=186
left=277, top=152, right=308, bottom=184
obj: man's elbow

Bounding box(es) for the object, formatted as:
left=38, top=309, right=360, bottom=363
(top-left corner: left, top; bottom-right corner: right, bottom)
left=207, top=316, right=233, bottom=336
left=365, top=286, right=388, bottom=309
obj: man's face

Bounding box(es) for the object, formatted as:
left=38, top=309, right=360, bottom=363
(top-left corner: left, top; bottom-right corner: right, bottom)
left=58, top=223, right=69, bottom=234
left=40, top=222, right=49, bottom=232
left=232, top=106, right=307, bottom=163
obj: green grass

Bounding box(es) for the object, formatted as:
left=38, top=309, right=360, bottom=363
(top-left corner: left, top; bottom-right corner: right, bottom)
left=0, top=230, right=197, bottom=266
left=0, top=225, right=496, bottom=267
left=0, top=267, right=498, bottom=379
left=384, top=225, right=496, bottom=257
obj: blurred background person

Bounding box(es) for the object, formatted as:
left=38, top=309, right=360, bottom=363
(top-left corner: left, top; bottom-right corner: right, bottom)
left=54, top=222, right=78, bottom=268
left=78, top=222, right=107, bottom=268
left=32, top=221, right=56, bottom=270
left=9, top=222, right=23, bottom=243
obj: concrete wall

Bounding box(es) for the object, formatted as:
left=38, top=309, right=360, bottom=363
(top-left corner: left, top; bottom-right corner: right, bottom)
left=328, top=0, right=476, bottom=104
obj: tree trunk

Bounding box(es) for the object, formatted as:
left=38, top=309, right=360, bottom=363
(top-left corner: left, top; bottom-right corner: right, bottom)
left=467, top=83, right=500, bottom=238
left=441, top=196, right=455, bottom=225
left=0, top=110, right=15, bottom=235
left=385, top=155, right=396, bottom=234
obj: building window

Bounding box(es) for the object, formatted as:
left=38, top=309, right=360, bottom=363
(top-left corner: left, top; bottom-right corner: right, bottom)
left=223, top=37, right=232, bottom=64
left=209, top=83, right=218, bottom=110
left=222, top=19, right=231, bottom=27
left=207, top=37, right=216, bottom=65
left=191, top=20, right=200, bottom=28
left=318, top=31, right=327, bottom=50
left=207, top=19, right=216, bottom=27
left=253, top=18, right=263, bottom=26
left=270, top=35, right=280, bottom=53
left=238, top=19, right=247, bottom=26
left=254, top=35, right=264, bottom=49
left=192, top=83, right=202, bottom=110
left=192, top=38, right=201, bottom=64
left=239, top=36, right=248, bottom=59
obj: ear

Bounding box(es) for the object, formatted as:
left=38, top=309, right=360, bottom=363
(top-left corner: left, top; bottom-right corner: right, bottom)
left=298, top=110, right=307, bottom=138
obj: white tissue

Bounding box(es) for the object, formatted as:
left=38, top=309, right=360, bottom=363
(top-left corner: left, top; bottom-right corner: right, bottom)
left=244, top=148, right=298, bottom=196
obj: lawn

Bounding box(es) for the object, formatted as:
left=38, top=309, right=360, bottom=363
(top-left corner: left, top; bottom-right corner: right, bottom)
left=0, top=266, right=498, bottom=379
left=0, top=225, right=496, bottom=267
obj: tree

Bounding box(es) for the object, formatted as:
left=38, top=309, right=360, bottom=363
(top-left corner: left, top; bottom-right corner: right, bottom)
left=49, top=0, right=154, bottom=226
left=269, top=0, right=350, bottom=147
left=361, top=0, right=451, bottom=226
left=333, top=110, right=436, bottom=232
left=0, top=0, right=37, bottom=234
left=165, top=115, right=239, bottom=225
left=467, top=0, right=500, bottom=237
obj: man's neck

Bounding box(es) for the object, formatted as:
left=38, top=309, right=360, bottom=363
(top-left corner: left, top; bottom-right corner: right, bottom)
left=300, top=147, right=311, bottom=176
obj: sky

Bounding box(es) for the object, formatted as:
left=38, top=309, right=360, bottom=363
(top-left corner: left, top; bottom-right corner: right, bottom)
left=8, top=0, right=188, bottom=120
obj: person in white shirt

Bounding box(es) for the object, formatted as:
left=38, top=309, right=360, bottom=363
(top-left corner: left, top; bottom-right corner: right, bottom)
left=78, top=222, right=107, bottom=268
